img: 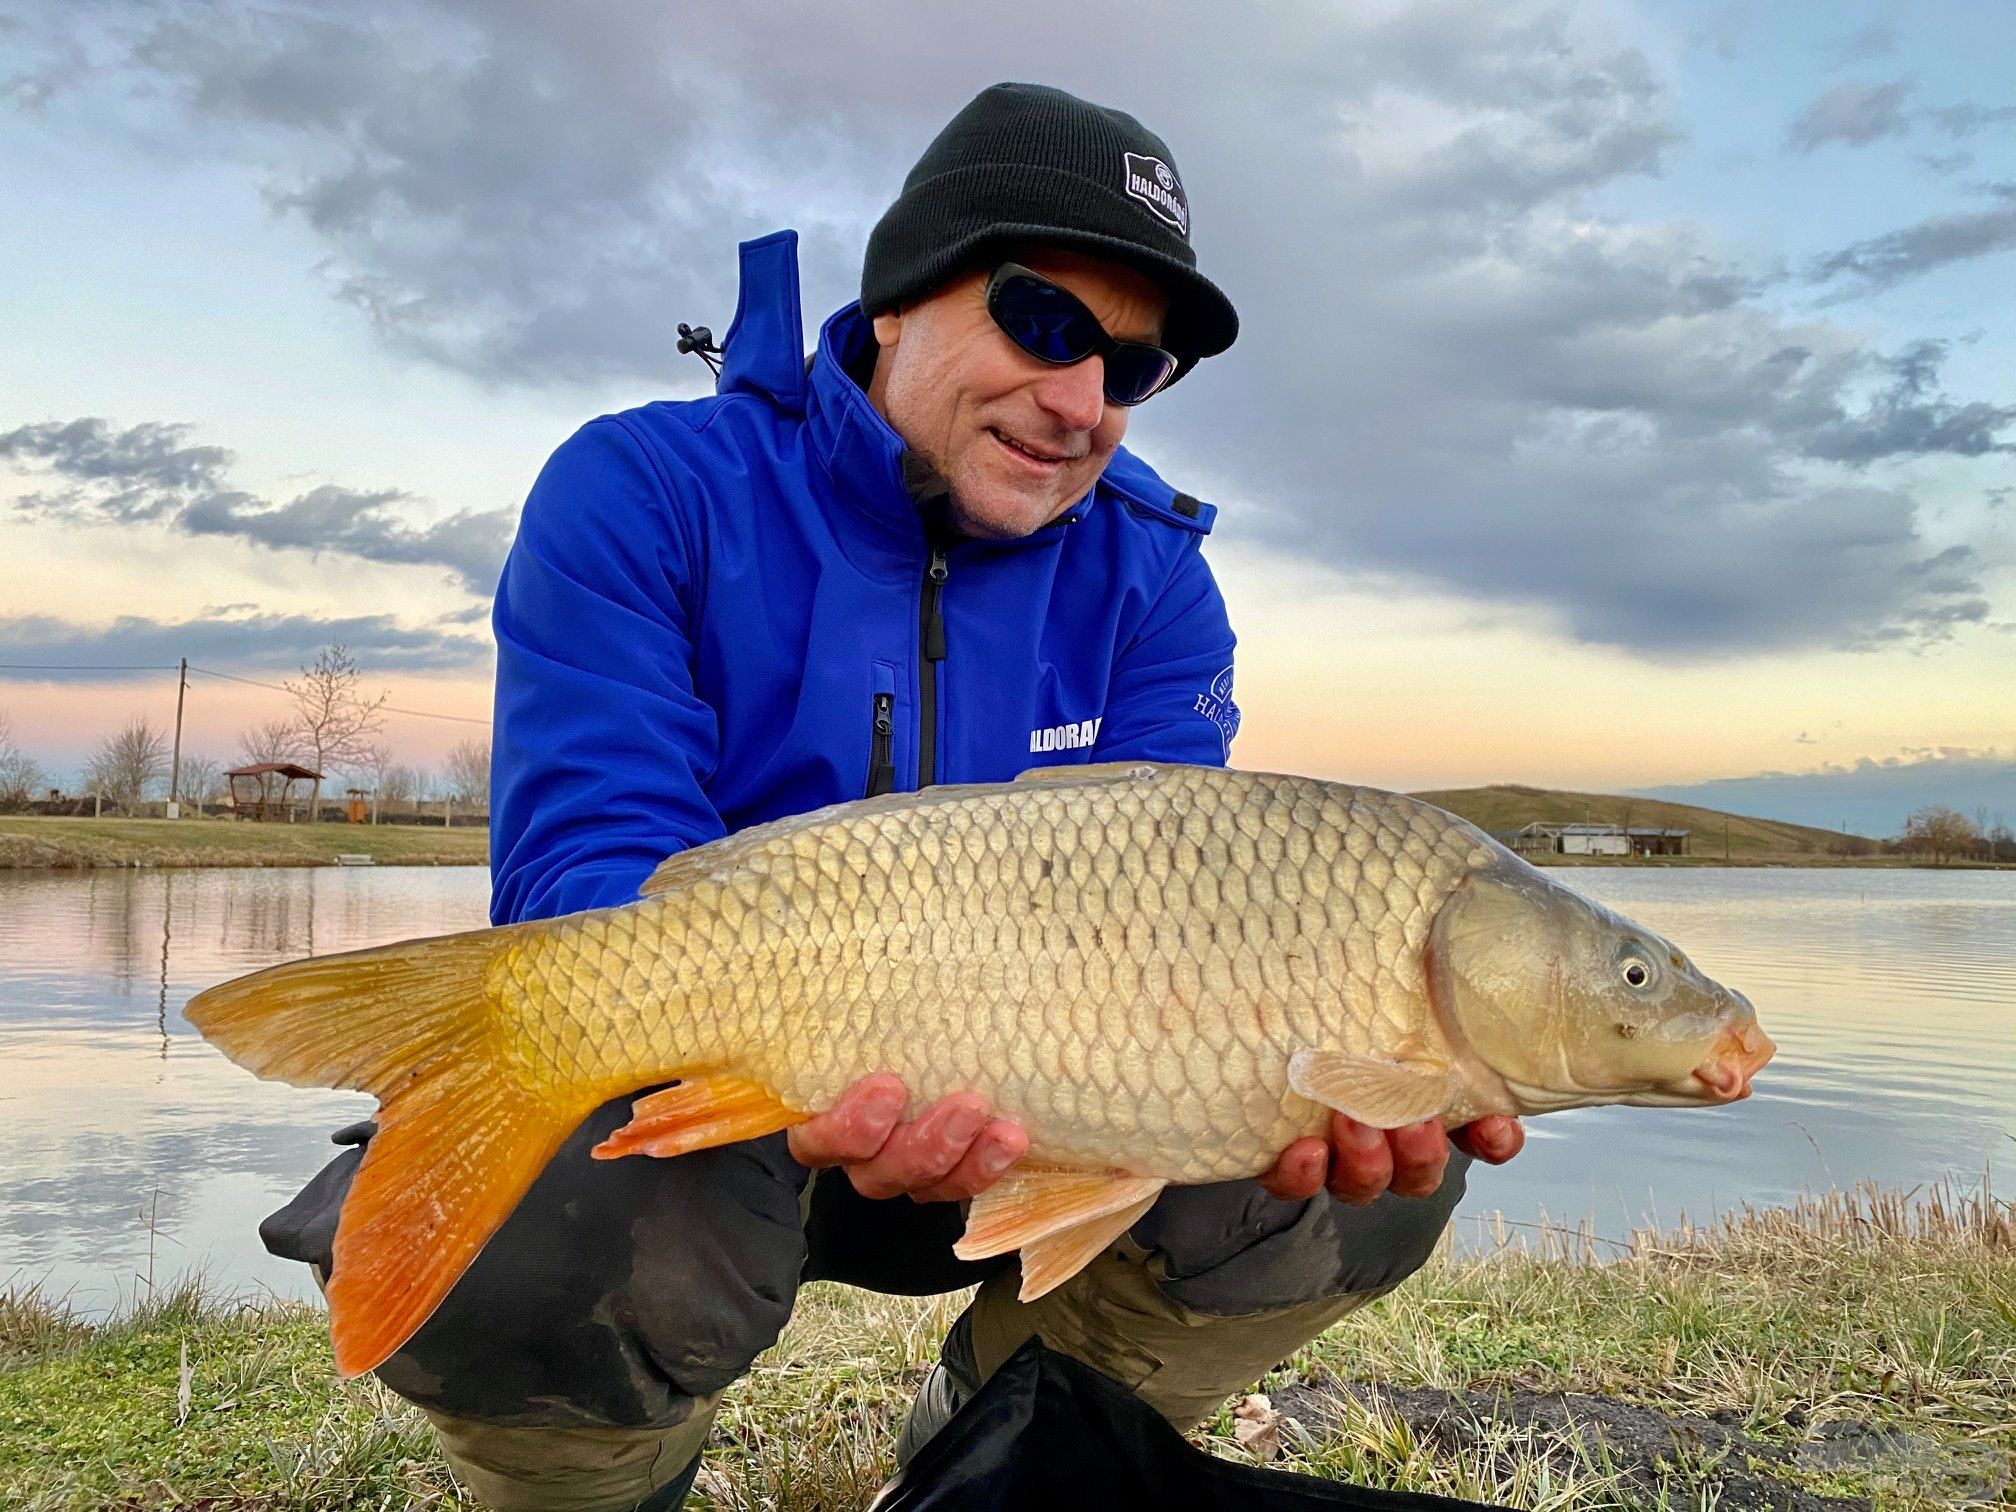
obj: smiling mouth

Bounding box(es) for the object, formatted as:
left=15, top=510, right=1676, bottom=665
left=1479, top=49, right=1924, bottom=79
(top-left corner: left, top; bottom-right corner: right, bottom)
left=989, top=428, right=1072, bottom=468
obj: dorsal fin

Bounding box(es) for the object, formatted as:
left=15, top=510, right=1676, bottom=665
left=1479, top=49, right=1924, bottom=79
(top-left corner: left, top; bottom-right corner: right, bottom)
left=1015, top=761, right=1159, bottom=784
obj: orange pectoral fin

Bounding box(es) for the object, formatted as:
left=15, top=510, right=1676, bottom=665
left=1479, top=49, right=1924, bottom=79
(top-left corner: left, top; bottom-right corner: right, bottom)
left=591, top=1074, right=806, bottom=1160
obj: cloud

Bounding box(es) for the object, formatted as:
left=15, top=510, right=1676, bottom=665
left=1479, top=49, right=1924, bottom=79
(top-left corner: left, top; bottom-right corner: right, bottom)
left=1786, top=80, right=1913, bottom=152
left=0, top=417, right=231, bottom=516
left=1801, top=341, right=2016, bottom=462
left=1923, top=102, right=2016, bottom=138
left=14, top=0, right=2014, bottom=657
left=3, top=417, right=511, bottom=592
left=1809, top=184, right=2016, bottom=293
left=0, top=607, right=489, bottom=675
left=1821, top=24, right=1898, bottom=68
left=1635, top=749, right=2016, bottom=837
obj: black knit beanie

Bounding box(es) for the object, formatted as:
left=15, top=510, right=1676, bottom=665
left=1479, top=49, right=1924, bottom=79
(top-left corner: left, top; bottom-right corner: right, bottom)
left=861, top=82, right=1238, bottom=371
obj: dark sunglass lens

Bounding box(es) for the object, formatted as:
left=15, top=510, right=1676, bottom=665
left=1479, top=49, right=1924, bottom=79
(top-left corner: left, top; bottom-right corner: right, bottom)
left=996, top=275, right=1096, bottom=363
left=1104, top=344, right=1178, bottom=405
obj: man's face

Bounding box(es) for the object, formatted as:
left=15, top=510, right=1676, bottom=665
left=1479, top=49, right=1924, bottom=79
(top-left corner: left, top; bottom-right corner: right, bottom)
left=865, top=247, right=1171, bottom=540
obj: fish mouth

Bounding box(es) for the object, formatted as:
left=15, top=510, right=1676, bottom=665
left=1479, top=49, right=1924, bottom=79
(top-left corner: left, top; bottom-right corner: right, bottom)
left=1689, top=1018, right=1776, bottom=1102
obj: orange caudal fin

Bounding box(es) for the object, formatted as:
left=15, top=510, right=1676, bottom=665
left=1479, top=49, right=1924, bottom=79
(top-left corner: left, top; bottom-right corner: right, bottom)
left=592, top=1073, right=807, bottom=1160
left=328, top=1068, right=583, bottom=1376
left=183, top=925, right=595, bottom=1377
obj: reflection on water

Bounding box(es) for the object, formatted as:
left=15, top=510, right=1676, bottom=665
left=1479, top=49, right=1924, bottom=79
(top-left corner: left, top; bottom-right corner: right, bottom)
left=1, top=867, right=488, bottom=1310
left=1, top=865, right=2012, bottom=1309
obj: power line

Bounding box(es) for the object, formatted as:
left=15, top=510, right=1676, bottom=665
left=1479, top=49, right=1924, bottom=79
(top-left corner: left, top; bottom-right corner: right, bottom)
left=0, top=662, right=182, bottom=672
left=187, top=664, right=492, bottom=726
left=0, top=660, right=490, bottom=725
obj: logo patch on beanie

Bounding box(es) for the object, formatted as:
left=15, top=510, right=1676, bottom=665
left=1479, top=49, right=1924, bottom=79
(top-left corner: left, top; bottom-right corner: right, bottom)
left=1122, top=152, right=1189, bottom=238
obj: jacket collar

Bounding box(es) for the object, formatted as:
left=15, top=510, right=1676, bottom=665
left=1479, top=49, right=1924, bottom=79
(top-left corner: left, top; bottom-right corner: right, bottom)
left=804, top=302, right=928, bottom=544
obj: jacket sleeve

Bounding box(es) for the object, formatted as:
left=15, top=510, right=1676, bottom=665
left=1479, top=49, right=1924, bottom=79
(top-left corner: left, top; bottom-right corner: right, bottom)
left=489, top=417, right=728, bottom=925
left=1090, top=538, right=1240, bottom=767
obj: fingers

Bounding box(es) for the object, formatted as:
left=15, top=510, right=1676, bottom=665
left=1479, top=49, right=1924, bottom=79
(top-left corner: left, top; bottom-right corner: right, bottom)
left=911, top=1118, right=1029, bottom=1203
left=1255, top=1136, right=1329, bottom=1201
left=1386, top=1118, right=1451, bottom=1198
left=1324, top=1114, right=1394, bottom=1204
left=1322, top=1115, right=1449, bottom=1204
left=786, top=1073, right=908, bottom=1169
left=1451, top=1115, right=1526, bottom=1165
left=785, top=1077, right=1028, bottom=1202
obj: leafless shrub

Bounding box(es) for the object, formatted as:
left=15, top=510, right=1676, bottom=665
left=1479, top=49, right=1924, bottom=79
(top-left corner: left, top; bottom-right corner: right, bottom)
left=83, top=716, right=169, bottom=814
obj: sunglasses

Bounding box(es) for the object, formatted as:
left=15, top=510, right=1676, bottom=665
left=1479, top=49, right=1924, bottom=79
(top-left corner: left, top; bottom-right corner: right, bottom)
left=984, top=262, right=1181, bottom=407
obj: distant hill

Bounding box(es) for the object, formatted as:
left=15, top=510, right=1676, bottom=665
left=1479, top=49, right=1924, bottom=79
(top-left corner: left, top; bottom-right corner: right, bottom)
left=1409, top=784, right=1866, bottom=859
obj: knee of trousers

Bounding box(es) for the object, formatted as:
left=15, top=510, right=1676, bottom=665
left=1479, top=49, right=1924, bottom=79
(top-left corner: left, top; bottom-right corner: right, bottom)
left=420, top=1402, right=715, bottom=1512
left=1140, top=1147, right=1472, bottom=1317
left=270, top=1095, right=812, bottom=1428
left=956, top=1152, right=1470, bottom=1429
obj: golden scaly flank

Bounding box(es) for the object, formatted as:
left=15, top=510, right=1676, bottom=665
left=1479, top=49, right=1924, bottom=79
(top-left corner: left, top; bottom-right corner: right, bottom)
left=493, top=767, right=1497, bottom=1182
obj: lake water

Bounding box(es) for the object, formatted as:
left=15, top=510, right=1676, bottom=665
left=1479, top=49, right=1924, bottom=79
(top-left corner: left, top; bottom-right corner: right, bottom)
left=3, top=864, right=2012, bottom=1311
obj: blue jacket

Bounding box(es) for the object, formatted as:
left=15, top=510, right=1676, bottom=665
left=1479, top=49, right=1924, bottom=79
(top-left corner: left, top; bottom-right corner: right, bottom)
left=490, top=231, right=1240, bottom=926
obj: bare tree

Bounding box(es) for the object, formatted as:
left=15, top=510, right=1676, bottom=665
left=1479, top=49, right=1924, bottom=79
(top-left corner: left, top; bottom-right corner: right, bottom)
left=443, top=737, right=491, bottom=811
left=1903, top=804, right=1978, bottom=866
left=83, top=717, right=170, bottom=815
left=0, top=714, right=43, bottom=810
left=179, top=753, right=223, bottom=817
left=284, top=644, right=388, bottom=822
left=237, top=718, right=300, bottom=767
left=379, top=763, right=421, bottom=812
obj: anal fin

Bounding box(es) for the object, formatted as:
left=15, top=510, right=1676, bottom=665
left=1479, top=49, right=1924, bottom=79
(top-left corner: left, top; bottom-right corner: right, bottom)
left=954, top=1165, right=1167, bottom=1301
left=591, top=1073, right=805, bottom=1160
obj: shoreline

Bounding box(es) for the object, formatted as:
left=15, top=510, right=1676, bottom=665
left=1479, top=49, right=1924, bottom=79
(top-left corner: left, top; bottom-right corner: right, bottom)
left=4, top=814, right=2008, bottom=874
left=0, top=814, right=488, bottom=871
left=3, top=1180, right=2007, bottom=1509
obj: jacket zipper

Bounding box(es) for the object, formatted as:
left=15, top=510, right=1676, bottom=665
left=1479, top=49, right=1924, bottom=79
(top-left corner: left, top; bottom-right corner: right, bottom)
left=917, top=541, right=949, bottom=788
left=865, top=691, right=895, bottom=798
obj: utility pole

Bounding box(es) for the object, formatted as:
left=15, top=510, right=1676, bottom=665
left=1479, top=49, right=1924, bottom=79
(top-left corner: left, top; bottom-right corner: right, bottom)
left=1723, top=815, right=1730, bottom=860
left=166, top=657, right=188, bottom=820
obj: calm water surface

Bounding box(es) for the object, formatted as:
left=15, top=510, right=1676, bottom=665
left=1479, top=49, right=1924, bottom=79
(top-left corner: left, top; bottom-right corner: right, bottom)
left=2, top=865, right=2011, bottom=1310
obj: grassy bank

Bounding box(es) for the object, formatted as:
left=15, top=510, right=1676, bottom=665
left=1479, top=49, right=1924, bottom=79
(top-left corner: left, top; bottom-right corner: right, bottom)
left=3, top=1182, right=2008, bottom=1510
left=1415, top=784, right=1866, bottom=862
left=0, top=815, right=488, bottom=870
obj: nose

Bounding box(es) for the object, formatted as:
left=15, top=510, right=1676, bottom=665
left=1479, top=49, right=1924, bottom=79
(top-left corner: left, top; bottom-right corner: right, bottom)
left=1691, top=1017, right=1776, bottom=1101
left=1032, top=356, right=1107, bottom=434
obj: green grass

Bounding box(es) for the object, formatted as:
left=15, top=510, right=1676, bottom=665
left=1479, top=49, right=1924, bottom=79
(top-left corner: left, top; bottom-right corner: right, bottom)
left=0, top=814, right=488, bottom=869
left=1412, top=784, right=1877, bottom=862
left=4, top=1181, right=2009, bottom=1510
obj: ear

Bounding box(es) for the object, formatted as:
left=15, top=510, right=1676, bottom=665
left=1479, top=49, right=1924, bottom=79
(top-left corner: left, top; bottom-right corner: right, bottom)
left=871, top=309, right=902, bottom=348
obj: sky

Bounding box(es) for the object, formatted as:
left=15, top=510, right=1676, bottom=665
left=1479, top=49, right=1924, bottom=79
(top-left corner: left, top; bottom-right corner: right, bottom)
left=0, top=0, right=2010, bottom=833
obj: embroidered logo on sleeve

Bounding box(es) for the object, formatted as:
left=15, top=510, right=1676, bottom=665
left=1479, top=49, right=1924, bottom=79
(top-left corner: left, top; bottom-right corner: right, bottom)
left=1193, top=665, right=1239, bottom=758
left=1122, top=152, right=1189, bottom=238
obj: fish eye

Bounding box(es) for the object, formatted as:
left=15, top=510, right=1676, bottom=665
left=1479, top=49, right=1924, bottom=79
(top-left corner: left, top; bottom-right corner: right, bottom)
left=1621, top=958, right=1654, bottom=990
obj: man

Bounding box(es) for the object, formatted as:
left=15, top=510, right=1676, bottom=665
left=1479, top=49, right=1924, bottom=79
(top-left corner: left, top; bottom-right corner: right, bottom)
left=263, top=83, right=1523, bottom=1511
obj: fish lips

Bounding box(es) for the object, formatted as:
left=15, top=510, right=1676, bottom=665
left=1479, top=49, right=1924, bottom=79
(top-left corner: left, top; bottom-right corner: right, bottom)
left=1688, top=1014, right=1776, bottom=1102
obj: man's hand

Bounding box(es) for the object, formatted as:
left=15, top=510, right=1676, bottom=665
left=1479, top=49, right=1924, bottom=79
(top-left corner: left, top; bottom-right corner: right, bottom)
left=1256, top=1114, right=1525, bottom=1205
left=787, top=1073, right=1029, bottom=1202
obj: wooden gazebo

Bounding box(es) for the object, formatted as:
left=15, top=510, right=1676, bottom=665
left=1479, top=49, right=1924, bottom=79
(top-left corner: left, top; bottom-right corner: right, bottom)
left=226, top=762, right=323, bottom=822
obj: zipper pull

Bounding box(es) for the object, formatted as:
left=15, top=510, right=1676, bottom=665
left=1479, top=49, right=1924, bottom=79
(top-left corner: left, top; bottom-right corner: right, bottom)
left=866, top=690, right=896, bottom=798
left=922, top=548, right=949, bottom=662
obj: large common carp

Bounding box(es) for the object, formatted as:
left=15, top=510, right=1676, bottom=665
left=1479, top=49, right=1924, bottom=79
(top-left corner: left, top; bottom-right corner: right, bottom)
left=186, top=763, right=1772, bottom=1376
